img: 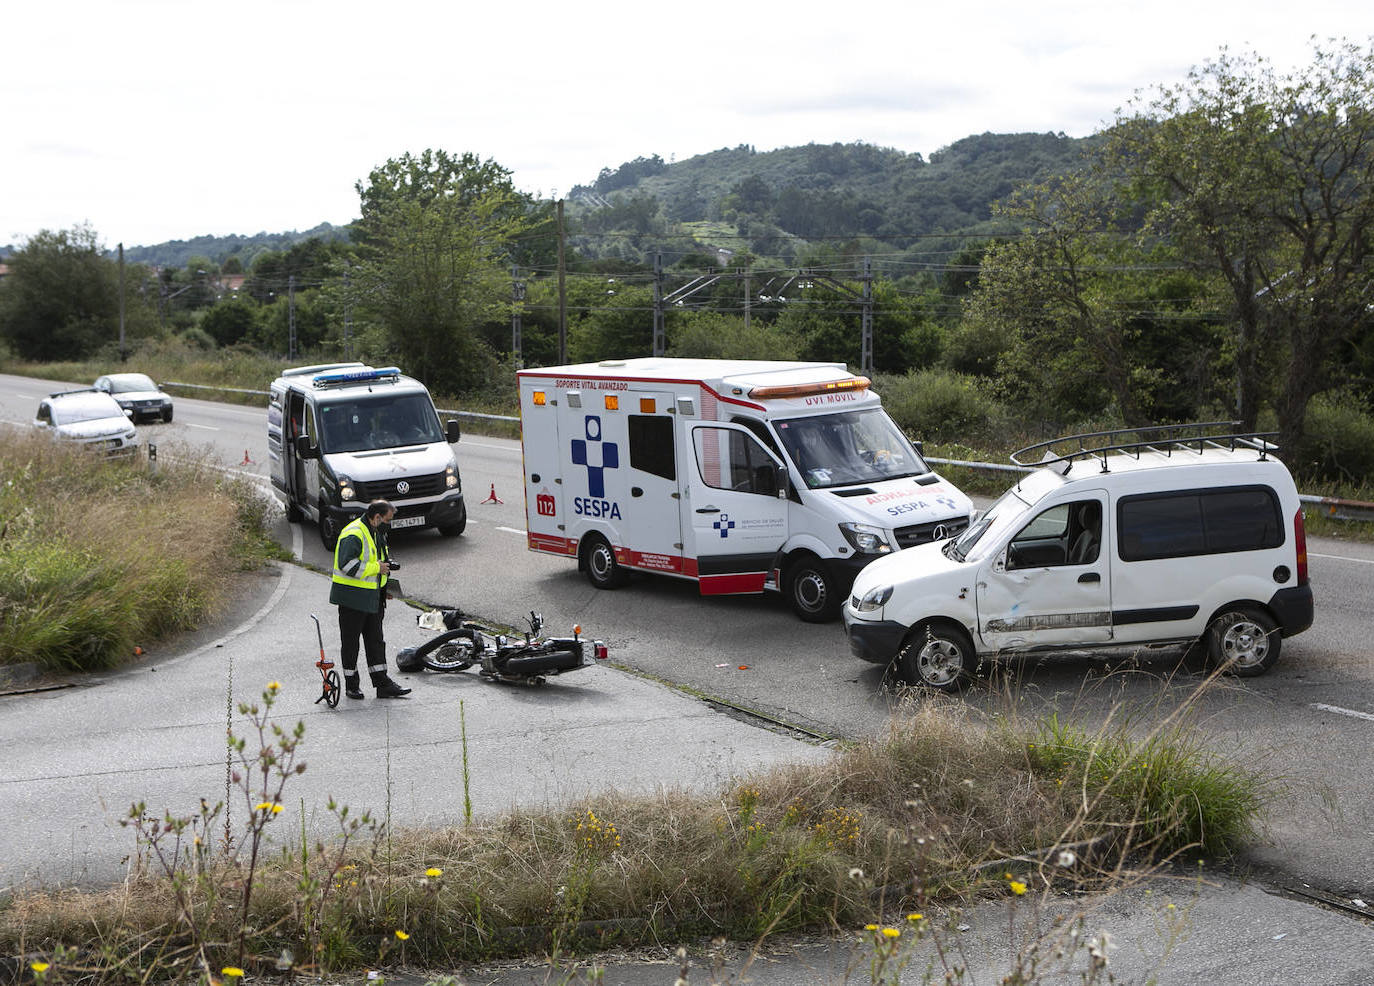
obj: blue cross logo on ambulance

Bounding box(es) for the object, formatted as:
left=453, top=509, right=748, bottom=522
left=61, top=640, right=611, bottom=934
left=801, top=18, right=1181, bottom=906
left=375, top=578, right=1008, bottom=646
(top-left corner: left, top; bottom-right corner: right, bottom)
left=571, top=415, right=622, bottom=519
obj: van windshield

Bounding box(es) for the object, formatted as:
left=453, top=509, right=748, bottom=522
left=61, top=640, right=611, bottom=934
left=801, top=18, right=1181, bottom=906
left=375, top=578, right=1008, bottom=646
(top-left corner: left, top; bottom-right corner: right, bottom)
left=773, top=408, right=929, bottom=489
left=318, top=393, right=443, bottom=453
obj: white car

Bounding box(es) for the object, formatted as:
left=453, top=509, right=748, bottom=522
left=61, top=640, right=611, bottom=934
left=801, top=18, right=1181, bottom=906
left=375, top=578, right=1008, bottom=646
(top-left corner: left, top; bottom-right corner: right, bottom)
left=844, top=424, right=1314, bottom=690
left=93, top=372, right=174, bottom=423
left=34, top=389, right=140, bottom=455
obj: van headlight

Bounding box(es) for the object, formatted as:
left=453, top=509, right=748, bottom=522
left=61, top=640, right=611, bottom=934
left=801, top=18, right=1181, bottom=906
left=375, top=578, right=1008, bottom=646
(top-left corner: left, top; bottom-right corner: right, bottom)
left=337, top=475, right=357, bottom=501
left=445, top=463, right=459, bottom=489
left=854, top=585, right=893, bottom=613
left=839, top=522, right=891, bottom=554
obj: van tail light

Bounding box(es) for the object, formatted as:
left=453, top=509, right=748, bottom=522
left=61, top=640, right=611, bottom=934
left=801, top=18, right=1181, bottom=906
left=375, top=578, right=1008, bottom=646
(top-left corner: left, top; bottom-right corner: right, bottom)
left=1293, top=508, right=1309, bottom=586
left=593, top=641, right=609, bottom=660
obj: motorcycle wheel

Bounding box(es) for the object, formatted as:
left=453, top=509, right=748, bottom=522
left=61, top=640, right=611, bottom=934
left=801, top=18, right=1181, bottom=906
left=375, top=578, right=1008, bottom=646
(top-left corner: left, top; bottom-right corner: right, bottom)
left=423, top=630, right=479, bottom=672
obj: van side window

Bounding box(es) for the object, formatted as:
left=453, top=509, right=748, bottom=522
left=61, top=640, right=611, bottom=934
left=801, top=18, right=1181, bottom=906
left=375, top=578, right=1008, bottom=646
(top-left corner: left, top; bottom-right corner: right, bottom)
left=1006, top=500, right=1103, bottom=569
left=731, top=415, right=781, bottom=457
left=1119, top=486, right=1282, bottom=561
left=693, top=426, right=778, bottom=496
left=629, top=415, right=675, bottom=481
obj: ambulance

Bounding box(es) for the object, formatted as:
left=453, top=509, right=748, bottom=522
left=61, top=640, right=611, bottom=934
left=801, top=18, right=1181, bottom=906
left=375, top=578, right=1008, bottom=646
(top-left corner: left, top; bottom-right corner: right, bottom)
left=517, top=358, right=973, bottom=621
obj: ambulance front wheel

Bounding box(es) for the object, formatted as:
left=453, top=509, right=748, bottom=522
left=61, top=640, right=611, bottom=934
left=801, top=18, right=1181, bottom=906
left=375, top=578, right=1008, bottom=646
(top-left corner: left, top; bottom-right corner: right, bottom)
left=786, top=556, right=840, bottom=623
left=581, top=533, right=628, bottom=589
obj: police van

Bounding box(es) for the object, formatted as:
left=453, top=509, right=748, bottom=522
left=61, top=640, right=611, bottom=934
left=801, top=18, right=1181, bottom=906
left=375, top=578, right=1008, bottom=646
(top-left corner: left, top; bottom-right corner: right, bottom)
left=843, top=424, right=1315, bottom=689
left=268, top=363, right=465, bottom=549
left=518, top=357, right=973, bottom=621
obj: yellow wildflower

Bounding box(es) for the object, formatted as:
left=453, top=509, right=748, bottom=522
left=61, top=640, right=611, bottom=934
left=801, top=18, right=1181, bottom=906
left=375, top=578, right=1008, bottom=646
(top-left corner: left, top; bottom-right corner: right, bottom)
left=30, top=963, right=50, bottom=973
left=425, top=867, right=443, bottom=878
left=394, top=930, right=410, bottom=941
left=907, top=912, right=924, bottom=921
left=222, top=968, right=244, bottom=978
left=864, top=923, right=879, bottom=931
left=267, top=681, right=281, bottom=691
left=882, top=927, right=900, bottom=938
left=1010, top=880, right=1028, bottom=896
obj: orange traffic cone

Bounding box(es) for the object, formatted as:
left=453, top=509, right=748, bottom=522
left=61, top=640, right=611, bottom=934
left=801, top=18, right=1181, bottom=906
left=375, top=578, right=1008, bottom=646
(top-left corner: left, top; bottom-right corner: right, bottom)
left=481, top=483, right=504, bottom=504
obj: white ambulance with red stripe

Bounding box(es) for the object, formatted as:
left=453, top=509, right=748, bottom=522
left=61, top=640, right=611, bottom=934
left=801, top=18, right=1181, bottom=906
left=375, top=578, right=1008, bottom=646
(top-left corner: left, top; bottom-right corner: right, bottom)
left=518, top=358, right=973, bottom=621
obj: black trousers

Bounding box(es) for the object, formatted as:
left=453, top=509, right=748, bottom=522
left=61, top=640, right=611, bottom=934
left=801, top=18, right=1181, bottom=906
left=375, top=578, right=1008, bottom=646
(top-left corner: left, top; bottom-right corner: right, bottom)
left=337, top=595, right=388, bottom=684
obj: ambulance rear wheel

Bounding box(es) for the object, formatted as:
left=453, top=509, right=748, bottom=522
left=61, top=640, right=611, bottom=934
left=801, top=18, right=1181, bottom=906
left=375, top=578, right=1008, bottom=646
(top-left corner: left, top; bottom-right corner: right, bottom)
left=786, top=556, right=839, bottom=623
left=581, top=534, right=627, bottom=589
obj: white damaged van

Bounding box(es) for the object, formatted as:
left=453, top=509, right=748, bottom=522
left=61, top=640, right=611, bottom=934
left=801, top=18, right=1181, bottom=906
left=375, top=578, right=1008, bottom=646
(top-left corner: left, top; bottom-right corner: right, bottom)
left=843, top=424, right=1314, bottom=689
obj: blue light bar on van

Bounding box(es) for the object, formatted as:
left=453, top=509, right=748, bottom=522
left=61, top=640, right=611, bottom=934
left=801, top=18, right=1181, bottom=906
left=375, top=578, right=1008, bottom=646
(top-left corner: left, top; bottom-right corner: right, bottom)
left=311, top=366, right=401, bottom=388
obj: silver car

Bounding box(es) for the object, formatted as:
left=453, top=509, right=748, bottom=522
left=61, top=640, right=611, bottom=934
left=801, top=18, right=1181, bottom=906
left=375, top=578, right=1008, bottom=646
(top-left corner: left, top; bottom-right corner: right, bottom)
left=34, top=389, right=139, bottom=455
left=93, top=372, right=174, bottom=423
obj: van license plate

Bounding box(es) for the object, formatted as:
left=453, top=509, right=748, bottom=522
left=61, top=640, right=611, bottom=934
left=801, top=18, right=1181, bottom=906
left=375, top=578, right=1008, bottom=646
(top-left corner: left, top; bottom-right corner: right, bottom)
left=391, top=516, right=425, bottom=529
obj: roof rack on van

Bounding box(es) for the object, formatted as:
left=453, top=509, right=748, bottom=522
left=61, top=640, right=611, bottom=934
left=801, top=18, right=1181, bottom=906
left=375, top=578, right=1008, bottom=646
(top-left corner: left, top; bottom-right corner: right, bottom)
left=1010, top=422, right=1280, bottom=472
left=311, top=366, right=402, bottom=389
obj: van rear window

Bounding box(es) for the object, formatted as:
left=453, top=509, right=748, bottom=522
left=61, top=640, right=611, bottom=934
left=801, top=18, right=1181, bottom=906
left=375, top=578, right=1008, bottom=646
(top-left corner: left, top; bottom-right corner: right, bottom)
left=1118, top=486, right=1283, bottom=561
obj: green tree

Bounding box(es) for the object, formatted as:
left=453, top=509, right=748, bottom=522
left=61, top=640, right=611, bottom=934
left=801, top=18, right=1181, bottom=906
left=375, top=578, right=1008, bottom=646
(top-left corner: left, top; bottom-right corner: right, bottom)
left=349, top=149, right=534, bottom=393
left=0, top=225, right=141, bottom=360
left=1104, top=41, right=1374, bottom=451
left=200, top=296, right=261, bottom=348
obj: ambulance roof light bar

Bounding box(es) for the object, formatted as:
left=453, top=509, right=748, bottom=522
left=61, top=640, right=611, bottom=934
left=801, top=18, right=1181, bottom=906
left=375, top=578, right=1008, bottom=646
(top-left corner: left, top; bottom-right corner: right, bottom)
left=312, top=366, right=402, bottom=389
left=747, top=375, right=871, bottom=400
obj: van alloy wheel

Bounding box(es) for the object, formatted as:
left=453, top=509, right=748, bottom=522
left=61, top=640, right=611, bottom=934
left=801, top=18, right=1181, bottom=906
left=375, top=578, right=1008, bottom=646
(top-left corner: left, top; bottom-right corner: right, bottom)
left=896, top=622, right=976, bottom=692
left=1206, top=608, right=1280, bottom=676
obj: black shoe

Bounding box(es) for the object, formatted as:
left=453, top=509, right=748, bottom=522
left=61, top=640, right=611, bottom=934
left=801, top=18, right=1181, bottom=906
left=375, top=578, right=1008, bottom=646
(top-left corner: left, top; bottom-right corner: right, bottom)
left=346, top=686, right=365, bottom=700
left=375, top=679, right=412, bottom=698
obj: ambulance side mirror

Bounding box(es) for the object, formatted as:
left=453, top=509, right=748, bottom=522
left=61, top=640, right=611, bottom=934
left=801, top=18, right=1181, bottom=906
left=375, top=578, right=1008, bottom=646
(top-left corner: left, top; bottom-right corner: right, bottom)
left=295, top=435, right=319, bottom=459
left=446, top=419, right=461, bottom=443
left=775, top=464, right=788, bottom=499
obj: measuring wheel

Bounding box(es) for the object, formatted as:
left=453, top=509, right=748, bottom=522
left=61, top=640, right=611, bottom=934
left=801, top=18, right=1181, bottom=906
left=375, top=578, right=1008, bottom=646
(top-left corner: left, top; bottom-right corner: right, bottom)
left=323, top=668, right=341, bottom=708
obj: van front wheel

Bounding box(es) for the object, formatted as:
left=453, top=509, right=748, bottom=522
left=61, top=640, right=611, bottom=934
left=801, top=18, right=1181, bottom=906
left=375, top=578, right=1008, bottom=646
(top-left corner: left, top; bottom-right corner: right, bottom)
left=1206, top=608, right=1280, bottom=676
left=581, top=534, right=627, bottom=589
left=785, top=557, right=839, bottom=622
left=895, top=622, right=976, bottom=692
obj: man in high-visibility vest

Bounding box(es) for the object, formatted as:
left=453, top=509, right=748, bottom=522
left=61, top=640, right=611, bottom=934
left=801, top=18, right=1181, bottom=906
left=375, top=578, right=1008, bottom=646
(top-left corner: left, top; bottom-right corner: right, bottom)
left=330, top=499, right=412, bottom=699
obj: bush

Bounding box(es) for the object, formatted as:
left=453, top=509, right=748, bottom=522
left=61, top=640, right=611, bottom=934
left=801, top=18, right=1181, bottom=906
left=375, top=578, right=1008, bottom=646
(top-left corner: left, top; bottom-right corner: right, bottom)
left=873, top=368, right=1005, bottom=445
left=1298, top=392, right=1374, bottom=485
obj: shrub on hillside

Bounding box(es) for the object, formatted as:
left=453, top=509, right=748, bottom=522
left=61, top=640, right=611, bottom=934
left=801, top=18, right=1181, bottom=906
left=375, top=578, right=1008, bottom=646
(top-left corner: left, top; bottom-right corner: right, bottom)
left=874, top=368, right=1005, bottom=445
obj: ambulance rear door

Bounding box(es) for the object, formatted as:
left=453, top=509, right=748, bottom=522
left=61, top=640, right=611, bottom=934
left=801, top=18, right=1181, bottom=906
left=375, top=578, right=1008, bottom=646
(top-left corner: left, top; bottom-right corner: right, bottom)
left=683, top=422, right=788, bottom=594
left=520, top=382, right=568, bottom=556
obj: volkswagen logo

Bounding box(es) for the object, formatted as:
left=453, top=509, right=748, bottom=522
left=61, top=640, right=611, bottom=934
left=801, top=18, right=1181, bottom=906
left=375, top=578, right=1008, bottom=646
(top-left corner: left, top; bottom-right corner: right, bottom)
left=396, top=480, right=410, bottom=495
left=931, top=524, right=949, bottom=541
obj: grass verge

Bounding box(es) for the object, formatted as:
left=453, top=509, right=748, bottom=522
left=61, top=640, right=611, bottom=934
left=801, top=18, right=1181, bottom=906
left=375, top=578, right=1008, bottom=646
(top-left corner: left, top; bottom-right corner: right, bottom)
left=0, top=694, right=1266, bottom=981
left=0, top=431, right=286, bottom=672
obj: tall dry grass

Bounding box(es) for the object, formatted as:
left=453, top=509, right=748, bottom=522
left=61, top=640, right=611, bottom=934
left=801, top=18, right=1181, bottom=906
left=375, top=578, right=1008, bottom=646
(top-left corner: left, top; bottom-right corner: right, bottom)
left=0, top=430, right=282, bottom=671
left=1, top=695, right=1266, bottom=980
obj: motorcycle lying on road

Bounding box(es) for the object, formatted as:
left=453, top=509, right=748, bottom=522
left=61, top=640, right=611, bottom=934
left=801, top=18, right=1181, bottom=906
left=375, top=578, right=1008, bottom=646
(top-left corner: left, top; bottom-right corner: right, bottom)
left=396, top=608, right=608, bottom=685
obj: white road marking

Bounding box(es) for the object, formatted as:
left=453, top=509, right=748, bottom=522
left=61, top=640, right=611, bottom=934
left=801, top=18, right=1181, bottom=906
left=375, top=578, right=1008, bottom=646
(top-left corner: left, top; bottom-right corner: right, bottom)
left=1311, top=703, right=1374, bottom=722
left=1310, top=552, right=1374, bottom=566
left=464, top=440, right=520, bottom=453
left=186, top=422, right=218, bottom=431
left=497, top=526, right=525, bottom=535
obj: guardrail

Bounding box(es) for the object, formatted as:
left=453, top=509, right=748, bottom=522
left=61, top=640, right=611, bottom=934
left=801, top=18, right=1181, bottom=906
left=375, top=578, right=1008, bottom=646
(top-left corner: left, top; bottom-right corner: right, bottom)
left=160, top=381, right=1374, bottom=522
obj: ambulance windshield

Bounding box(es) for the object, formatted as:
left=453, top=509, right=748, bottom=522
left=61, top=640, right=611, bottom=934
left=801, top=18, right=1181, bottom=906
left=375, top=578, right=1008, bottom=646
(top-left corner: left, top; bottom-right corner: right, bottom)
left=773, top=408, right=929, bottom=489
left=317, top=393, right=444, bottom=453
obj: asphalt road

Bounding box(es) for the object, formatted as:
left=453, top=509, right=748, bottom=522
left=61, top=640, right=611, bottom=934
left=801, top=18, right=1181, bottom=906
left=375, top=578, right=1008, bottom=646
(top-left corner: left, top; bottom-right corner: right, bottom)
left=5, top=371, right=1374, bottom=978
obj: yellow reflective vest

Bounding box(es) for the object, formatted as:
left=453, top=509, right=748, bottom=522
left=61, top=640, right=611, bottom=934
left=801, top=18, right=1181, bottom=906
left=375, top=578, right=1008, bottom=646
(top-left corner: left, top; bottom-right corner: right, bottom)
left=329, top=517, right=389, bottom=613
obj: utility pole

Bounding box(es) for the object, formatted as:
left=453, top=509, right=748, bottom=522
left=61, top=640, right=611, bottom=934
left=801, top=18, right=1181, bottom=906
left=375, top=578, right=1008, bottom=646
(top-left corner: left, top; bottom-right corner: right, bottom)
left=652, top=251, right=665, bottom=356
left=288, top=274, right=297, bottom=360
left=557, top=200, right=568, bottom=364
left=117, top=243, right=126, bottom=361
left=742, top=264, right=751, bottom=332
left=511, top=264, right=525, bottom=368
left=860, top=257, right=873, bottom=375
left=342, top=270, right=352, bottom=360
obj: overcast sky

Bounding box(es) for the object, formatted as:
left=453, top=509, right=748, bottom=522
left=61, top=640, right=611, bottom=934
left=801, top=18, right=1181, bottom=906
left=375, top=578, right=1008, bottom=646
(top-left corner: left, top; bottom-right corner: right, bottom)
left=4, top=0, right=1371, bottom=249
